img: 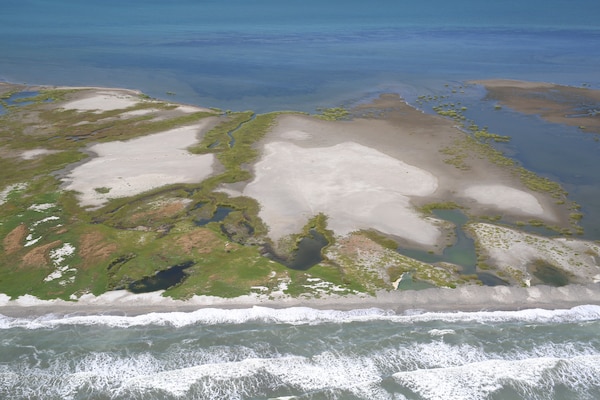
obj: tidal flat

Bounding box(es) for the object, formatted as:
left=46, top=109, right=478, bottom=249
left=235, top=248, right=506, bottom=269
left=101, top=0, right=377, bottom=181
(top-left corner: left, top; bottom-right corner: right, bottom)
left=1, top=81, right=599, bottom=304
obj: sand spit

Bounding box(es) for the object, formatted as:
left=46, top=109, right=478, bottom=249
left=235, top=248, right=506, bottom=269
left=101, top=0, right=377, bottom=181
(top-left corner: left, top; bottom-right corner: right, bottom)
left=462, top=185, right=547, bottom=218
left=62, top=120, right=218, bottom=208
left=471, top=79, right=556, bottom=90
left=237, top=95, right=566, bottom=249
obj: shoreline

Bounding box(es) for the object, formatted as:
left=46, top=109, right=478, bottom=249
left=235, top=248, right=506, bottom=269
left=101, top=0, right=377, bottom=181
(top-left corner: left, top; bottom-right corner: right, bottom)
left=1, top=284, right=600, bottom=318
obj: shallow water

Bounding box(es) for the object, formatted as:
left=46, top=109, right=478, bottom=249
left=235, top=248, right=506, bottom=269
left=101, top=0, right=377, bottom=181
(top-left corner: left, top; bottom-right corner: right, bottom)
left=455, top=90, right=600, bottom=239
left=194, top=206, right=235, bottom=227
left=288, top=230, right=329, bottom=271
left=396, top=209, right=507, bottom=287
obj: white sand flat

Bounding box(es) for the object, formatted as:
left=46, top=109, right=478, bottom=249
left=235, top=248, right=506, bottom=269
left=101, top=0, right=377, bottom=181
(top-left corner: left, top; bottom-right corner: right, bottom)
left=463, top=185, right=547, bottom=217
left=62, top=121, right=216, bottom=208
left=61, top=91, right=141, bottom=112
left=244, top=141, right=441, bottom=245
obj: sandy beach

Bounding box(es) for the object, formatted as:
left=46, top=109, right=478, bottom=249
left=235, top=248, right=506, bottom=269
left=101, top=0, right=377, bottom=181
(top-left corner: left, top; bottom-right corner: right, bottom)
left=1, top=284, right=600, bottom=317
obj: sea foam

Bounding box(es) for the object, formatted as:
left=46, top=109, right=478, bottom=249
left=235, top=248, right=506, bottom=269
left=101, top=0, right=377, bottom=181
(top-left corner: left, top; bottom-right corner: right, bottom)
left=393, top=354, right=600, bottom=400
left=1, top=304, right=600, bottom=329
left=2, top=337, right=598, bottom=400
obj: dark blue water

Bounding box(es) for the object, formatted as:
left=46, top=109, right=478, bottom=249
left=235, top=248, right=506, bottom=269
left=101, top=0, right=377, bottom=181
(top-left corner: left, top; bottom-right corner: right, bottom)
left=1, top=1, right=599, bottom=112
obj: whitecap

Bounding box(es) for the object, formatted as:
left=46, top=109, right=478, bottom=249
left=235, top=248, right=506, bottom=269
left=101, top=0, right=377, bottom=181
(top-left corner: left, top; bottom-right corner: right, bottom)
left=393, top=354, right=600, bottom=400
left=2, top=304, right=600, bottom=329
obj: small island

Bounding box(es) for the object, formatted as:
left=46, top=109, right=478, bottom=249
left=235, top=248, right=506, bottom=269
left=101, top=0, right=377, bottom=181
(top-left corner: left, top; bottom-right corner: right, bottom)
left=1, top=80, right=599, bottom=308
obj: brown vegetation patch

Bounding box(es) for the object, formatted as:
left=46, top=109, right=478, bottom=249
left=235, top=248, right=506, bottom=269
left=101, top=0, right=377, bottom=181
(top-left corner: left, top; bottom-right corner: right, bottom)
left=335, top=234, right=385, bottom=258
left=79, top=231, right=118, bottom=268
left=54, top=227, right=68, bottom=235
left=128, top=200, right=188, bottom=225
left=21, top=240, right=62, bottom=268
left=3, top=224, right=28, bottom=255
left=175, top=228, right=221, bottom=254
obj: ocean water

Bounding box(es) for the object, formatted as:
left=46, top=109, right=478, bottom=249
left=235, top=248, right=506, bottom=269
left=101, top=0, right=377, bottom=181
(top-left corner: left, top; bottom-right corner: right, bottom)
left=2, top=0, right=600, bottom=113
left=2, top=306, right=600, bottom=399
left=2, top=2, right=600, bottom=398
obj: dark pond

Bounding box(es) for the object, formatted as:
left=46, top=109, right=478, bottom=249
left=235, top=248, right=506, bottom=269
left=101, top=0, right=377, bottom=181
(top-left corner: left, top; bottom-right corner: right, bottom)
left=128, top=261, right=195, bottom=293
left=477, top=272, right=509, bottom=286
left=195, top=206, right=234, bottom=226
left=531, top=262, right=570, bottom=287
left=287, top=230, right=329, bottom=271
left=264, top=229, right=329, bottom=271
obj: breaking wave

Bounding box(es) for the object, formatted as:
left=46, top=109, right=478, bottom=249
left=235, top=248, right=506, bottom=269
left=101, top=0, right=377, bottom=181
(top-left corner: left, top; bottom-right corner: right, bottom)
left=2, top=304, right=600, bottom=329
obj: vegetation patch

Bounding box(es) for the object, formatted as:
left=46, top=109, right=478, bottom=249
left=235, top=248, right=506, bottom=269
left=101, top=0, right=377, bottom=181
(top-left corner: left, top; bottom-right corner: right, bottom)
left=94, top=187, right=111, bottom=194
left=315, top=106, right=350, bottom=121
left=419, top=202, right=462, bottom=215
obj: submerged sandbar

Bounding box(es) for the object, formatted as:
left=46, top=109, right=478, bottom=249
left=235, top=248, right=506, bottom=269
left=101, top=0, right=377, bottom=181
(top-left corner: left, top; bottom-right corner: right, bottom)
left=472, top=79, right=600, bottom=134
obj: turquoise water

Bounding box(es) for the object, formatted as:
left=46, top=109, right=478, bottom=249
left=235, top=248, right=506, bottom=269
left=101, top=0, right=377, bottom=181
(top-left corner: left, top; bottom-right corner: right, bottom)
left=2, top=2, right=600, bottom=398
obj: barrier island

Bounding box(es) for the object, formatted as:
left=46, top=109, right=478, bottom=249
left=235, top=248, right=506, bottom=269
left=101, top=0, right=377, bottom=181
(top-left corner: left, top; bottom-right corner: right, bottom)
left=1, top=80, right=599, bottom=304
